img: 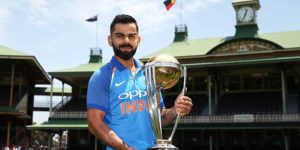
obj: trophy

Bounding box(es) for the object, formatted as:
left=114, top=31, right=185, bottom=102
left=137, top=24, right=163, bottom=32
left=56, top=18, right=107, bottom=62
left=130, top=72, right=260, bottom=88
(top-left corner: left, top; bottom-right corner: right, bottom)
left=144, top=54, right=187, bottom=150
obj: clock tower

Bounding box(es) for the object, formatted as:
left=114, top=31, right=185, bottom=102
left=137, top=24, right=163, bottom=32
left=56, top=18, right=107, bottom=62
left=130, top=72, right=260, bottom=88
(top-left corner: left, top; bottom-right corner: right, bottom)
left=232, top=0, right=260, bottom=38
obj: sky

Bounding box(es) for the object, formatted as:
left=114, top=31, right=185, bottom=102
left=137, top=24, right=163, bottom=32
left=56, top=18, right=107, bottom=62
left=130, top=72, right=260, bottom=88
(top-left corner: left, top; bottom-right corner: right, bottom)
left=1, top=0, right=300, bottom=124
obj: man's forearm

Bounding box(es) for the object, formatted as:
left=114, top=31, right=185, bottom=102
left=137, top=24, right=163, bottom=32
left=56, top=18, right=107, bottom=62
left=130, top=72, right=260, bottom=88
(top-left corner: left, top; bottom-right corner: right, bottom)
left=89, top=122, right=128, bottom=149
left=161, top=107, right=178, bottom=126
left=87, top=110, right=129, bottom=150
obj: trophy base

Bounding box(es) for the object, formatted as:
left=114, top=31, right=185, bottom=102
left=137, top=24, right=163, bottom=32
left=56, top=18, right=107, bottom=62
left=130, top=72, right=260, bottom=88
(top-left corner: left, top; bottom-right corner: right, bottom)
left=149, top=139, right=179, bottom=150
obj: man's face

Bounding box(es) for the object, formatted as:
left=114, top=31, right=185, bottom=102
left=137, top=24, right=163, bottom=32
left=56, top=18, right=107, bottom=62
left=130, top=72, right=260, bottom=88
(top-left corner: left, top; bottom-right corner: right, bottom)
left=108, top=23, right=141, bottom=60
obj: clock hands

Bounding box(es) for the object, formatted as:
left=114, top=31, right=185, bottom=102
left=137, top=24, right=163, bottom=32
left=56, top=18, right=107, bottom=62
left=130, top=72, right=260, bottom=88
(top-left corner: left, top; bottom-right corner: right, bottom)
left=237, top=6, right=255, bottom=23
left=242, top=9, right=248, bottom=21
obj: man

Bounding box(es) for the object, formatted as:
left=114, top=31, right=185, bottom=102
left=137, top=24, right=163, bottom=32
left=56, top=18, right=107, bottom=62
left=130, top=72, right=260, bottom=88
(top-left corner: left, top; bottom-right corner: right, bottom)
left=87, top=14, right=193, bottom=150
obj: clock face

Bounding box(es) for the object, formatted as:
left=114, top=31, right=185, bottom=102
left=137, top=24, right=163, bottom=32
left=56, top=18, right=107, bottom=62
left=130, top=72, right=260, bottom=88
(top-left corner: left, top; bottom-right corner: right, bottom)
left=237, top=6, right=255, bottom=23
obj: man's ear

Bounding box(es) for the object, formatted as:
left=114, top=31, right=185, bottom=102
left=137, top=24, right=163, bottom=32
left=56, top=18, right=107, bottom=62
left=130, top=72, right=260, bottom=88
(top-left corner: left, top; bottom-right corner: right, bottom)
left=137, top=35, right=141, bottom=45
left=108, top=35, right=112, bottom=46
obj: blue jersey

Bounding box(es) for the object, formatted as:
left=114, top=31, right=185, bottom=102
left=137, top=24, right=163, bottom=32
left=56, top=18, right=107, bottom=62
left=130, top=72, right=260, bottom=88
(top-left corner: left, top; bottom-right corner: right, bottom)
left=87, top=56, right=164, bottom=150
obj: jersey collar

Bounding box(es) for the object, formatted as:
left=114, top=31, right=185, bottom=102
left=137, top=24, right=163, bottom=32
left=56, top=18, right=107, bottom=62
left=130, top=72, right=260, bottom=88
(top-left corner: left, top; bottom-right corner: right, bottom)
left=111, top=56, right=142, bottom=71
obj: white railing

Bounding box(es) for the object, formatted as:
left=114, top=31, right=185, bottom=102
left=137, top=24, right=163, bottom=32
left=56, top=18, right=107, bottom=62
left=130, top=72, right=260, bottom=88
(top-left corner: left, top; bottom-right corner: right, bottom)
left=180, top=114, right=300, bottom=123
left=34, top=101, right=61, bottom=108
left=49, top=112, right=300, bottom=123
left=51, top=111, right=86, bottom=118
left=34, top=96, right=72, bottom=109
left=52, top=96, right=72, bottom=112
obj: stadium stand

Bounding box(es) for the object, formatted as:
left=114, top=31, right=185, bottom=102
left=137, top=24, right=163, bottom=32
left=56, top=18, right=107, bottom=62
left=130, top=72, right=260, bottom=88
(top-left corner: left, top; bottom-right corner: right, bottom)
left=215, top=91, right=283, bottom=115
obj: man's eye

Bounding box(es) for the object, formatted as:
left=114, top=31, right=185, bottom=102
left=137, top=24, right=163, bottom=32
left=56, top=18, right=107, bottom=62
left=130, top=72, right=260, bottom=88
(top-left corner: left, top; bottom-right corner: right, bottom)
left=129, top=35, right=136, bottom=38
left=116, top=34, right=124, bottom=38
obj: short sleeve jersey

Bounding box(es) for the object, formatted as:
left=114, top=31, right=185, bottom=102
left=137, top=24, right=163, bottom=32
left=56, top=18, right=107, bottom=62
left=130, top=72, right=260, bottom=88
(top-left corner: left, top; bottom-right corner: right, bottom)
left=87, top=56, right=164, bottom=150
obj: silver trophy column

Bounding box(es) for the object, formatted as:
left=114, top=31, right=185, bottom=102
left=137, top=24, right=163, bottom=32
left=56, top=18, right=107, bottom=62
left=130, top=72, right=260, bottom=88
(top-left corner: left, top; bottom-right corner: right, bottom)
left=144, top=54, right=187, bottom=150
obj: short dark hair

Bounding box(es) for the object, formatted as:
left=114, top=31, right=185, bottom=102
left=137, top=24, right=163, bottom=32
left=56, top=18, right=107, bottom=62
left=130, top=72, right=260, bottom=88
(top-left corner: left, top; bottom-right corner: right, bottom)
left=110, top=14, right=139, bottom=34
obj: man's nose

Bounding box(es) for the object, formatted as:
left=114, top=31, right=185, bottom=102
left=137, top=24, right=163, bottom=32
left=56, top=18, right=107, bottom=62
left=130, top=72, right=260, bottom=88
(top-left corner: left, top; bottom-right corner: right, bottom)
left=123, top=36, right=130, bottom=43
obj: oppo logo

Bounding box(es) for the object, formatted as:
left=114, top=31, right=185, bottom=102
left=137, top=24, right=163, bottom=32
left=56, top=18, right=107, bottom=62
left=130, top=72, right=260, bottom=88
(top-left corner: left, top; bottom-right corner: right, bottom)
left=118, top=90, right=147, bottom=99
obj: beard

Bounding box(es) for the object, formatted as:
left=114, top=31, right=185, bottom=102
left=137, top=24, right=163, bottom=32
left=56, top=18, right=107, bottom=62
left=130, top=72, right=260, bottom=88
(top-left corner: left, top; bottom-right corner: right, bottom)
left=112, top=43, right=137, bottom=60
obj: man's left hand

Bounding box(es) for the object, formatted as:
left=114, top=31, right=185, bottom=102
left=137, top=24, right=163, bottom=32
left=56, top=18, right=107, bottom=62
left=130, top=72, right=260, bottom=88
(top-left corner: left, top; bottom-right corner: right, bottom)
left=174, top=95, right=193, bottom=116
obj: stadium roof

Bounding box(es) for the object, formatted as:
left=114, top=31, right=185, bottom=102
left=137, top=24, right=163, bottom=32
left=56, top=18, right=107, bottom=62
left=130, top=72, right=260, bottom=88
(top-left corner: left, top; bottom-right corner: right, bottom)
left=0, top=45, right=28, bottom=56
left=141, top=30, right=300, bottom=60
left=49, top=63, right=104, bottom=76
left=0, top=45, right=51, bottom=84
left=260, top=30, right=300, bottom=48
left=48, top=50, right=105, bottom=86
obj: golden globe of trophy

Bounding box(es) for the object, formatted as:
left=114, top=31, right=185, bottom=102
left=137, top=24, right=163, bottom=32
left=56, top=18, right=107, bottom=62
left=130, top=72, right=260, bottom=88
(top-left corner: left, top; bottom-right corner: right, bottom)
left=144, top=54, right=187, bottom=150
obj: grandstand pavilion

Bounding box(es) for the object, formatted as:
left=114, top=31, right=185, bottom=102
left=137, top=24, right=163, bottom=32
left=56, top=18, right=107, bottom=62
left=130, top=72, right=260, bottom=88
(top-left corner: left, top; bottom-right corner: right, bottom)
left=27, top=0, right=300, bottom=149
left=27, top=48, right=106, bottom=149
left=0, top=45, right=51, bottom=148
